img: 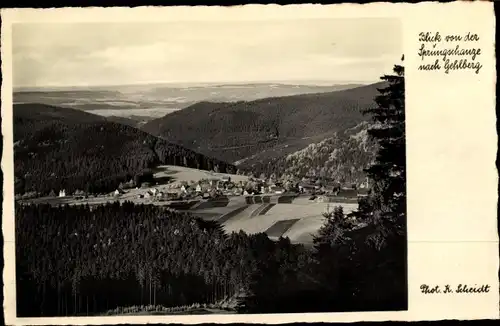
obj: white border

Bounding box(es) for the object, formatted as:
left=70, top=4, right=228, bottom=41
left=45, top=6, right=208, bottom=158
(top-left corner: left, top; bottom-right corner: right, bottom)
left=2, top=3, right=499, bottom=324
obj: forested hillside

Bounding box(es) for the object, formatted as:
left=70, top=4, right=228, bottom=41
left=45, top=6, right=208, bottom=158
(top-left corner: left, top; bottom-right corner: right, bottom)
left=14, top=104, right=235, bottom=196
left=141, top=83, right=384, bottom=163
left=245, top=122, right=378, bottom=185
left=15, top=203, right=313, bottom=316
left=16, top=202, right=405, bottom=317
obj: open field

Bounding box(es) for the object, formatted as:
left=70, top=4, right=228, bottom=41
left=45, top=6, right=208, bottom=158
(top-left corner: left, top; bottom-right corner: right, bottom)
left=265, top=219, right=301, bottom=238
left=20, top=191, right=358, bottom=245
left=19, top=191, right=358, bottom=245
left=152, top=165, right=250, bottom=184
left=221, top=200, right=358, bottom=245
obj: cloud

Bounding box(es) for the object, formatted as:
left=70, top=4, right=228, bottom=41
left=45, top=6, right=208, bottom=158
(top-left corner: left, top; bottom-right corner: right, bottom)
left=13, top=18, right=401, bottom=87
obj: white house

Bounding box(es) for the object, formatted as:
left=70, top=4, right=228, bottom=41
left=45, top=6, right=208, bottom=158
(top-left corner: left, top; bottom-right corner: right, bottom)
left=73, top=189, right=84, bottom=196
left=195, top=184, right=202, bottom=193
left=359, top=177, right=370, bottom=189
left=58, top=189, right=66, bottom=197
left=269, top=186, right=284, bottom=194
left=114, top=188, right=125, bottom=196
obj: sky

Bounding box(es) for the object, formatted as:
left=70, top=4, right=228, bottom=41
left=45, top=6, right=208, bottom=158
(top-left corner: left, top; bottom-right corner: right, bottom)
left=13, top=18, right=401, bottom=88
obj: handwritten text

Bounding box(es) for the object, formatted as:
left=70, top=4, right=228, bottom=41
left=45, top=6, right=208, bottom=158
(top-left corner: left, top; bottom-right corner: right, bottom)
left=417, top=31, right=483, bottom=74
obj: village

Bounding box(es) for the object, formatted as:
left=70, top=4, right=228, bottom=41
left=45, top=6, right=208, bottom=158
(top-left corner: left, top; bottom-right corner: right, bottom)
left=13, top=166, right=370, bottom=248
left=45, top=167, right=370, bottom=208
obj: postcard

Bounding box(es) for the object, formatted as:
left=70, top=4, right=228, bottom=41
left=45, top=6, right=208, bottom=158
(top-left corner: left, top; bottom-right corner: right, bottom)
left=1, top=2, right=498, bottom=324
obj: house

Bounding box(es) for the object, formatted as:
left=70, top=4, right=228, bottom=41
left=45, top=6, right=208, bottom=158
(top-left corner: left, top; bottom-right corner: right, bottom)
left=166, top=191, right=180, bottom=200
left=221, top=176, right=231, bottom=182
left=269, top=186, right=285, bottom=194
left=144, top=192, right=151, bottom=199
left=209, top=189, right=221, bottom=198
left=150, top=188, right=159, bottom=196
left=195, top=184, right=202, bottom=193
left=114, top=189, right=125, bottom=196
left=73, top=189, right=85, bottom=196
left=298, top=182, right=315, bottom=193
left=181, top=185, right=189, bottom=193
left=359, top=177, right=370, bottom=189
left=58, top=189, right=66, bottom=197
left=137, top=194, right=144, bottom=199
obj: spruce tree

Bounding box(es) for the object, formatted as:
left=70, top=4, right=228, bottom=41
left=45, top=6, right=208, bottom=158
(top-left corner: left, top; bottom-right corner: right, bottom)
left=359, top=58, right=406, bottom=249
left=309, top=59, right=407, bottom=311
left=342, top=58, right=407, bottom=310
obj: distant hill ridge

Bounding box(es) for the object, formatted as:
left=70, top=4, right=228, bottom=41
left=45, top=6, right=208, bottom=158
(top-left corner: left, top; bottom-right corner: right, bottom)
left=141, top=82, right=385, bottom=164
left=13, top=81, right=365, bottom=92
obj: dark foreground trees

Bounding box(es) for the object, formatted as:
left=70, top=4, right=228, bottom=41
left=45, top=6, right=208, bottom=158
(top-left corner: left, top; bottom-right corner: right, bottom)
left=16, top=202, right=310, bottom=316
left=312, top=61, right=407, bottom=311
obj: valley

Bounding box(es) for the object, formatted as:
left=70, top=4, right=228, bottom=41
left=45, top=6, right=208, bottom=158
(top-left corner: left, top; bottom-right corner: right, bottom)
left=14, top=84, right=378, bottom=248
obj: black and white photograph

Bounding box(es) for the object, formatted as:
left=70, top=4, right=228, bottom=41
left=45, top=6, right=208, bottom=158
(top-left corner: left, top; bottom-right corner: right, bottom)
left=11, top=14, right=407, bottom=317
